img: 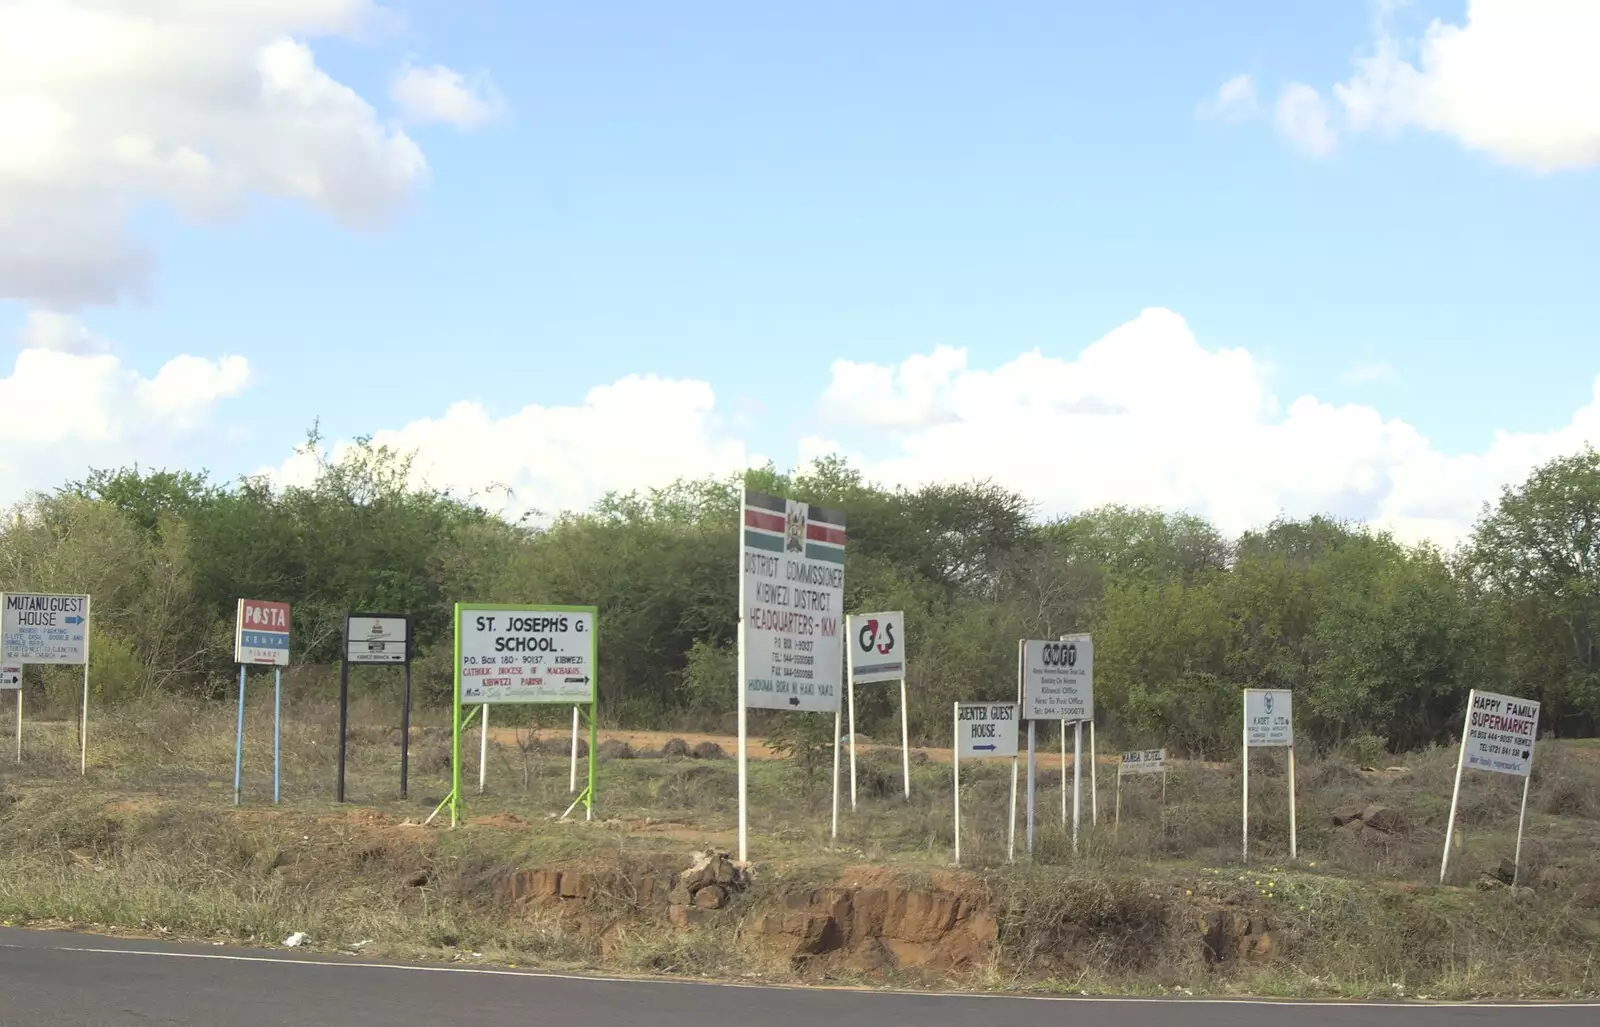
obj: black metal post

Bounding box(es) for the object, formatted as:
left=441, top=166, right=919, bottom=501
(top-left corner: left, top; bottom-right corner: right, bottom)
left=336, top=657, right=350, bottom=803
left=400, top=663, right=412, bottom=799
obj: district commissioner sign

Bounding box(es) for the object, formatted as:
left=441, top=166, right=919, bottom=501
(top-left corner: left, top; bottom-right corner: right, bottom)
left=741, top=489, right=846, bottom=713
left=2, top=592, right=90, bottom=665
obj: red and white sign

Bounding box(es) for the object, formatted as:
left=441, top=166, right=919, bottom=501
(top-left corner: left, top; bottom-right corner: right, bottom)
left=235, top=599, right=291, bottom=666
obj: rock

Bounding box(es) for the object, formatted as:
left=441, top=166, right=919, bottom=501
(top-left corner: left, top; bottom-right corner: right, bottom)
left=669, top=904, right=717, bottom=928
left=712, top=857, right=737, bottom=887
left=1495, top=858, right=1519, bottom=885
left=1476, top=873, right=1507, bottom=891
left=693, top=885, right=728, bottom=910
left=1330, top=804, right=1365, bottom=827
left=690, top=741, right=726, bottom=760
left=661, top=738, right=691, bottom=759
left=1512, top=886, right=1536, bottom=903
left=1361, top=804, right=1402, bottom=834
left=596, top=740, right=633, bottom=761
left=283, top=932, right=308, bottom=948
left=1537, top=866, right=1570, bottom=890
left=1202, top=910, right=1285, bottom=966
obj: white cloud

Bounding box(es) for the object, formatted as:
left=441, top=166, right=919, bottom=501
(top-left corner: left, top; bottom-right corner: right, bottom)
left=1199, top=74, right=1260, bottom=121
left=263, top=309, right=1600, bottom=549
left=391, top=62, right=503, bottom=130
left=16, top=310, right=111, bottom=356
left=802, top=308, right=1600, bottom=548
left=270, top=375, right=759, bottom=521
left=1333, top=0, right=1600, bottom=171
left=0, top=314, right=249, bottom=498
left=1276, top=83, right=1339, bottom=157
left=0, top=1, right=442, bottom=308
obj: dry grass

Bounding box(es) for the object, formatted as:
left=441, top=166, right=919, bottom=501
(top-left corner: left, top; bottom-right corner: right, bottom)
left=0, top=698, right=1597, bottom=998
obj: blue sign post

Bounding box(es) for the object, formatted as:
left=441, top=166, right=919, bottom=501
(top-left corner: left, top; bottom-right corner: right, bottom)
left=233, top=599, right=291, bottom=805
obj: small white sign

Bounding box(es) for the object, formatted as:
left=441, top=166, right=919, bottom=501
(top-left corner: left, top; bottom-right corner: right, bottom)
left=0, top=664, right=20, bottom=690
left=955, top=702, right=1018, bottom=759
left=346, top=614, right=409, bottom=664
left=1, top=593, right=89, bottom=665
left=1244, top=689, right=1293, bottom=747
left=1019, top=635, right=1094, bottom=721
left=457, top=605, right=596, bottom=704
left=1463, top=690, right=1539, bottom=778
left=1120, top=748, right=1166, bottom=774
left=848, top=611, right=904, bottom=684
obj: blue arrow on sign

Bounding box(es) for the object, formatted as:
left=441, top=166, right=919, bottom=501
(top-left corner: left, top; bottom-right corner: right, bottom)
left=973, top=743, right=997, bottom=752
left=65, top=616, right=84, bottom=625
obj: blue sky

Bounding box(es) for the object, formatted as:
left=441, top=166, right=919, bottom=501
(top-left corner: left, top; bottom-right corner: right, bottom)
left=1, top=1, right=1597, bottom=541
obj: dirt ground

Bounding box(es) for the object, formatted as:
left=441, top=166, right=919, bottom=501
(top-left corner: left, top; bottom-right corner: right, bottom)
left=484, top=725, right=1144, bottom=765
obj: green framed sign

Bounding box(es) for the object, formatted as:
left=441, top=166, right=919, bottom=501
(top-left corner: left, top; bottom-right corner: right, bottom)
left=443, top=603, right=599, bottom=827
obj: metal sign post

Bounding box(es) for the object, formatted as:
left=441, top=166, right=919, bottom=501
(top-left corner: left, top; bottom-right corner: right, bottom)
left=1242, top=689, right=1295, bottom=863
left=738, top=489, right=847, bottom=862
left=1440, top=689, right=1541, bottom=885
left=337, top=613, right=412, bottom=803
left=1115, top=749, right=1167, bottom=836
left=2, top=664, right=22, bottom=762
left=845, top=610, right=908, bottom=811
left=1, top=593, right=90, bottom=772
left=953, top=701, right=1019, bottom=865
left=1019, top=634, right=1094, bottom=858
left=447, top=604, right=599, bottom=828
left=233, top=599, right=291, bottom=805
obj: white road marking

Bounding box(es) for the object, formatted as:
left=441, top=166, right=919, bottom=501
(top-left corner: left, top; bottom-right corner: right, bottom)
left=2, top=938, right=1594, bottom=1009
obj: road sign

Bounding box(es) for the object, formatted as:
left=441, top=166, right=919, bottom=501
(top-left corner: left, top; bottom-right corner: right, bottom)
left=457, top=605, right=596, bottom=704
left=345, top=614, right=409, bottom=664
left=740, top=489, right=845, bottom=714
left=1120, top=748, right=1166, bottom=774
left=1244, top=689, right=1293, bottom=747
left=1, top=592, right=90, bottom=665
left=849, top=611, right=904, bottom=683
left=1019, top=635, right=1094, bottom=721
left=1462, top=690, right=1539, bottom=778
left=955, top=702, right=1018, bottom=759
left=234, top=599, right=291, bottom=666
left=0, top=664, right=19, bottom=690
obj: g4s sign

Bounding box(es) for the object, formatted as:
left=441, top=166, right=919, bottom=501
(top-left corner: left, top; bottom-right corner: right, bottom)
left=848, top=611, right=905, bottom=684
left=858, top=618, right=895, bottom=655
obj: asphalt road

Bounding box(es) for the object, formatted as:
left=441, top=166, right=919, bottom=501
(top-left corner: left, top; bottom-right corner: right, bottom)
left=1, top=927, right=1594, bottom=1027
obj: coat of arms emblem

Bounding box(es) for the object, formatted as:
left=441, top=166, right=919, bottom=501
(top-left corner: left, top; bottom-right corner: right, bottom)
left=785, top=502, right=807, bottom=553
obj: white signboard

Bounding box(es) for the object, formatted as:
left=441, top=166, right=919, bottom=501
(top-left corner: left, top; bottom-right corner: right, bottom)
left=1120, top=748, right=1166, bottom=774
left=1244, top=689, right=1293, bottom=747
left=457, top=605, right=596, bottom=704
left=955, top=702, right=1018, bottom=759
left=849, top=610, right=904, bottom=684
left=1019, top=635, right=1094, bottom=721
left=1463, top=690, right=1539, bottom=778
left=1, top=593, right=89, bottom=665
left=740, top=490, right=846, bottom=713
left=0, top=664, right=19, bottom=690
left=346, top=614, right=409, bottom=664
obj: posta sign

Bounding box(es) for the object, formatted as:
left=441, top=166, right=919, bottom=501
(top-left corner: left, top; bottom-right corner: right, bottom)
left=235, top=599, right=291, bottom=666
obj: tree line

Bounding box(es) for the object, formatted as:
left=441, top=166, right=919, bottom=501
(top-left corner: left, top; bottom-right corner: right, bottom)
left=3, top=431, right=1597, bottom=757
